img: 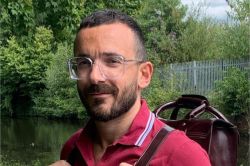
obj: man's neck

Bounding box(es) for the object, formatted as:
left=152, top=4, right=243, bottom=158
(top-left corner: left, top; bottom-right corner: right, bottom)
left=93, top=98, right=141, bottom=161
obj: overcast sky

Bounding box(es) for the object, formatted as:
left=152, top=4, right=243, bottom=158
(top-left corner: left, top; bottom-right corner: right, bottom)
left=181, top=0, right=232, bottom=21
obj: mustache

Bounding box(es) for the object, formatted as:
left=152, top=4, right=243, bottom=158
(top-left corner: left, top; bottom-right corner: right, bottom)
left=87, top=84, right=118, bottom=94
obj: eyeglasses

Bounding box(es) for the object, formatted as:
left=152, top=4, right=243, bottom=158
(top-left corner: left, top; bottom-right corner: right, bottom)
left=68, top=55, right=144, bottom=80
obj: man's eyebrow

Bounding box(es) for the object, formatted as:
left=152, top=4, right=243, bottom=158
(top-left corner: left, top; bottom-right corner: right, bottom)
left=76, top=52, right=124, bottom=58
left=76, top=53, right=90, bottom=57
left=101, top=52, right=123, bottom=57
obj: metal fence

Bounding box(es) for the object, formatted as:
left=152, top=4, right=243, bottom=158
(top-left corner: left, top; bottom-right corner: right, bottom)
left=156, top=58, right=250, bottom=95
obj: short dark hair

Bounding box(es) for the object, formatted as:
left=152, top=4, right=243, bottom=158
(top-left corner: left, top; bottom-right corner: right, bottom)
left=74, top=9, right=146, bottom=60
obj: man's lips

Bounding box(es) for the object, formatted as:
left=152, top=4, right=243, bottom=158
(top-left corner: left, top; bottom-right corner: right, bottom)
left=88, top=92, right=112, bottom=97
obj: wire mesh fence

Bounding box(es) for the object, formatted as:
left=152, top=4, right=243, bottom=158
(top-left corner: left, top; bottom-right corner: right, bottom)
left=155, top=58, right=250, bottom=95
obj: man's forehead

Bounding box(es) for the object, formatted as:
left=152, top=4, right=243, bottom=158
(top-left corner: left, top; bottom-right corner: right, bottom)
left=74, top=22, right=137, bottom=56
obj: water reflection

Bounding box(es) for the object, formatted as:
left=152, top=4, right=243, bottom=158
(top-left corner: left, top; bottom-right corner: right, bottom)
left=1, top=117, right=84, bottom=165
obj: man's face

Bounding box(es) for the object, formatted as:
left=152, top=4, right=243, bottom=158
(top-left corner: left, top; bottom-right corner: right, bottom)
left=74, top=23, right=141, bottom=121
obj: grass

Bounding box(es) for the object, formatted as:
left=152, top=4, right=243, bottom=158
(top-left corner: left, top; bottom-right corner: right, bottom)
left=0, top=155, right=41, bottom=166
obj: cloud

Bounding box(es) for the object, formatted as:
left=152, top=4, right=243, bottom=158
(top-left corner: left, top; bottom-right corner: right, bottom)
left=206, top=5, right=231, bottom=20
left=181, top=0, right=232, bottom=20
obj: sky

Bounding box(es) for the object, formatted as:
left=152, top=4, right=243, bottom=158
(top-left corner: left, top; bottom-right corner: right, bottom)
left=181, top=0, right=232, bottom=21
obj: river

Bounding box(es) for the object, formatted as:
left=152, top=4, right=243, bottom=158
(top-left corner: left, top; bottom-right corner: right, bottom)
left=0, top=117, right=249, bottom=165
left=1, top=117, right=84, bottom=165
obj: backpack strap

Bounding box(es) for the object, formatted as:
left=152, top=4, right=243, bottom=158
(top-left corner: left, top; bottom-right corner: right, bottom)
left=135, top=125, right=174, bottom=166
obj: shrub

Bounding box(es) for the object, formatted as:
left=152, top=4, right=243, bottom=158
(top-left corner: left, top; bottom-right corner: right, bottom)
left=33, top=43, right=85, bottom=119
left=0, top=27, right=53, bottom=116
left=210, top=68, right=250, bottom=118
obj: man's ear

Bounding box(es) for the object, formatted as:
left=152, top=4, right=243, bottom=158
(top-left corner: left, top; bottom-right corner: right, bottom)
left=138, top=61, right=153, bottom=89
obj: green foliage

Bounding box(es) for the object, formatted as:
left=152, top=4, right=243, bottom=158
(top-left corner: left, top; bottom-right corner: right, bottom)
left=176, top=17, right=224, bottom=61
left=0, top=0, right=35, bottom=44
left=137, top=0, right=187, bottom=64
left=227, top=0, right=250, bottom=22
left=33, top=43, right=85, bottom=119
left=33, top=0, right=85, bottom=42
left=221, top=0, right=250, bottom=59
left=138, top=0, right=187, bottom=36
left=0, top=27, right=53, bottom=115
left=32, top=0, right=142, bottom=42
left=221, top=22, right=250, bottom=59
left=210, top=68, right=250, bottom=118
left=83, top=0, right=142, bottom=17
left=0, top=154, right=41, bottom=166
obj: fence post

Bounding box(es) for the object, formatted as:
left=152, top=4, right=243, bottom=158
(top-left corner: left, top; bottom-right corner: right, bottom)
left=193, top=61, right=197, bottom=90
left=170, top=64, right=173, bottom=90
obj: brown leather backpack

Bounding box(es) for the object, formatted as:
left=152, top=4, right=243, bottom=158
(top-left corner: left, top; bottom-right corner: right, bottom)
left=153, top=94, right=239, bottom=166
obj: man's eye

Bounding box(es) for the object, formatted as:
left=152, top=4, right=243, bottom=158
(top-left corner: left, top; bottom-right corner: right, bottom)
left=105, top=57, right=123, bottom=64
left=77, top=59, right=91, bottom=67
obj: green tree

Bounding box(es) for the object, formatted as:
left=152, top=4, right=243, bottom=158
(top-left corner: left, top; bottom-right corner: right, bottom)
left=221, top=23, right=250, bottom=59
left=136, top=0, right=187, bottom=64
left=221, top=0, right=250, bottom=59
left=227, top=0, right=250, bottom=22
left=32, top=0, right=142, bottom=43
left=83, top=0, right=142, bottom=17
left=33, top=0, right=85, bottom=42
left=33, top=43, right=85, bottom=118
left=0, top=0, right=35, bottom=44
left=0, top=27, right=53, bottom=116
left=176, top=17, right=224, bottom=61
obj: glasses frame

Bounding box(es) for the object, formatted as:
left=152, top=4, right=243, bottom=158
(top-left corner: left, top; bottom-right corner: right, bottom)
left=68, top=55, right=145, bottom=80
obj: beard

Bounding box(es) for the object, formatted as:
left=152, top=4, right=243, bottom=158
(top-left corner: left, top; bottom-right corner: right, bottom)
left=77, top=80, right=137, bottom=122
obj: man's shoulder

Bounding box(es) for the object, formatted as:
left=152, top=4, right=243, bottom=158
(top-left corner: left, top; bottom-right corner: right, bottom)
left=153, top=118, right=206, bottom=152
left=151, top=118, right=210, bottom=165
left=60, top=128, right=83, bottom=160
left=151, top=118, right=195, bottom=153
left=155, top=129, right=211, bottom=165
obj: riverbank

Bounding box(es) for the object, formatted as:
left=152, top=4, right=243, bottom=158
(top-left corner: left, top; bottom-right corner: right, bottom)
left=0, top=117, right=85, bottom=166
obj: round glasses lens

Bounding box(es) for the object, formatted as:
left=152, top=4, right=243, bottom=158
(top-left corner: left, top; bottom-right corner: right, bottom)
left=99, top=56, right=124, bottom=78
left=70, top=57, right=92, bottom=79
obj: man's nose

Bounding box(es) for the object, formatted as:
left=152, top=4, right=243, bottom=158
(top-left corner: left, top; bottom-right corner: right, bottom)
left=89, top=62, right=106, bottom=83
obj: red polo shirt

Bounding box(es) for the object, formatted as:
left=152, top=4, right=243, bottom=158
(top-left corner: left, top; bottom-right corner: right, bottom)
left=61, top=100, right=211, bottom=166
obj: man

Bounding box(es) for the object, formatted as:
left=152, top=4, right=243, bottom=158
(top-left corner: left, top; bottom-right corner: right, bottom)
left=50, top=9, right=211, bottom=166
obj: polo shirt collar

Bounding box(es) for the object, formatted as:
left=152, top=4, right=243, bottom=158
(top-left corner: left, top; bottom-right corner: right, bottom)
left=116, top=99, right=155, bottom=146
